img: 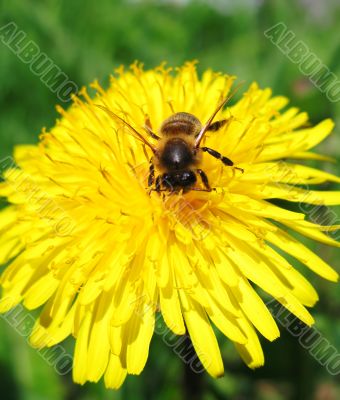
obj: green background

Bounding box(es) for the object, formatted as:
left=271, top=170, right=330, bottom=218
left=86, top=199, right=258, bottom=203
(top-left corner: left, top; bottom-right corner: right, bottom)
left=0, top=1, right=339, bottom=399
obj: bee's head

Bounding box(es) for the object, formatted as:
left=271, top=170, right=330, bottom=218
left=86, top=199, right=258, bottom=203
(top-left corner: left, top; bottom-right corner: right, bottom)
left=162, top=170, right=197, bottom=191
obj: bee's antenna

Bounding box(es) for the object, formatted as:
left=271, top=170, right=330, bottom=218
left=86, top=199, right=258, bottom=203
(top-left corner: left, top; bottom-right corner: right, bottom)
left=96, top=104, right=157, bottom=153
left=195, top=81, right=245, bottom=148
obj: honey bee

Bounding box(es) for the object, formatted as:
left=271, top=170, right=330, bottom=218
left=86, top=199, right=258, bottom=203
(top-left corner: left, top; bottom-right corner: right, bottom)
left=97, top=84, right=243, bottom=193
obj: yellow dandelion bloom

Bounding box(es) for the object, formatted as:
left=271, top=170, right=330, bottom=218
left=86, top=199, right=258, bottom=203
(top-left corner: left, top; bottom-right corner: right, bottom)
left=0, top=62, right=339, bottom=388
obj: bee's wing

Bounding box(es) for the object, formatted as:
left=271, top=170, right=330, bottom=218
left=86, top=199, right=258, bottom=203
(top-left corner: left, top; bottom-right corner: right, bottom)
left=195, top=81, right=244, bottom=148
left=96, top=105, right=156, bottom=153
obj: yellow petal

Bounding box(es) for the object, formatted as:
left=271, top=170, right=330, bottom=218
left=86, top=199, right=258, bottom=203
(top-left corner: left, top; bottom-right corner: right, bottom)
left=266, top=227, right=338, bottom=281
left=109, top=325, right=122, bottom=355
left=23, top=273, right=59, bottom=310
left=73, top=311, right=92, bottom=385
left=159, top=269, right=186, bottom=335
left=86, top=294, right=111, bottom=382
left=180, top=292, right=224, bottom=378
left=258, top=119, right=334, bottom=161
left=125, top=299, right=155, bottom=375
left=234, top=316, right=264, bottom=369
left=104, top=354, right=127, bottom=389
left=284, top=220, right=340, bottom=248
left=235, top=279, right=280, bottom=341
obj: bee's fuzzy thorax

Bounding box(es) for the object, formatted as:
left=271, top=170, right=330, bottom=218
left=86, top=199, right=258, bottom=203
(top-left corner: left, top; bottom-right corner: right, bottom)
left=153, top=134, right=199, bottom=172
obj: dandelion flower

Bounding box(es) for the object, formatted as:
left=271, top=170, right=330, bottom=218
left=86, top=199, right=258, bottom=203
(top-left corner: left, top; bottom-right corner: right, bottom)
left=0, top=62, right=339, bottom=388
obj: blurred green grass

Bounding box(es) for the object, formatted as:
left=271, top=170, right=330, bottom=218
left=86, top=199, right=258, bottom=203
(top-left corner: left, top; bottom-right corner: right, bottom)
left=0, top=1, right=339, bottom=399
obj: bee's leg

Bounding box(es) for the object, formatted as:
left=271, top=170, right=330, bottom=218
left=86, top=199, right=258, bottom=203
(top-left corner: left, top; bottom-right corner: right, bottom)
left=196, top=169, right=213, bottom=191
left=201, top=146, right=233, bottom=165
left=144, top=116, right=160, bottom=140
left=207, top=119, right=227, bottom=132
left=201, top=147, right=244, bottom=173
left=155, top=175, right=162, bottom=192
left=191, top=187, right=215, bottom=192
left=207, top=115, right=242, bottom=133
left=148, top=160, right=155, bottom=187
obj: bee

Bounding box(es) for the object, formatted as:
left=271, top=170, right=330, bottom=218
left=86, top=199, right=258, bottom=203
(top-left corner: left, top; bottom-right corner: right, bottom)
left=97, top=83, right=243, bottom=193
